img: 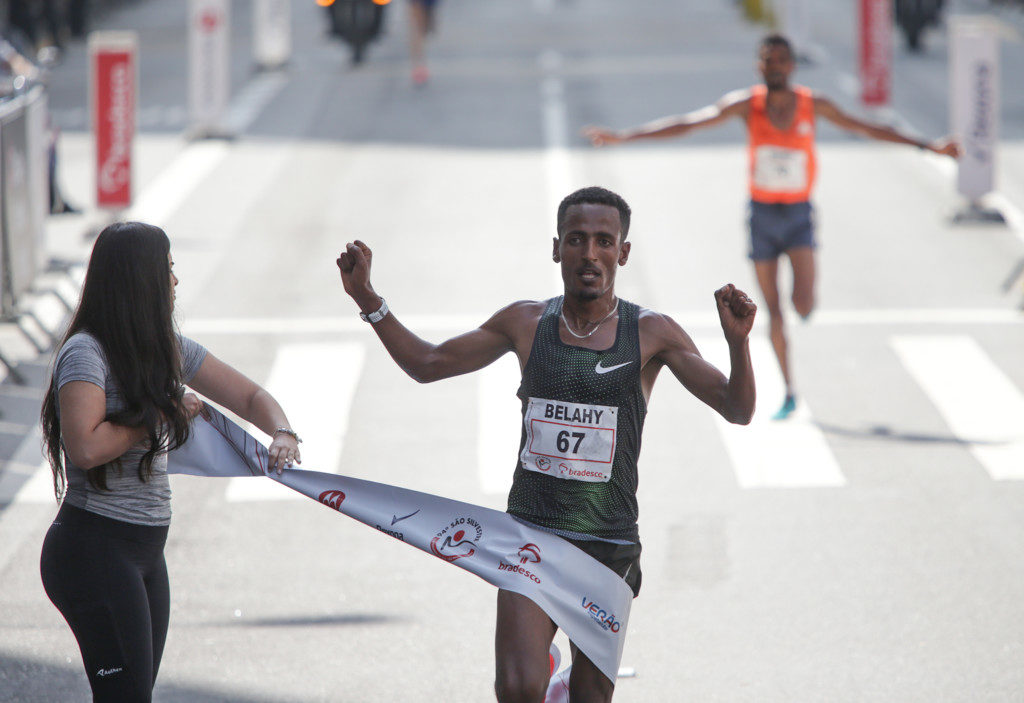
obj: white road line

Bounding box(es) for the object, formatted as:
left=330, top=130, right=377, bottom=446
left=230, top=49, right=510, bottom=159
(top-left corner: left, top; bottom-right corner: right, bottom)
left=182, top=314, right=483, bottom=335
left=0, top=427, right=56, bottom=576
left=122, top=71, right=287, bottom=229
left=224, top=71, right=288, bottom=134
left=180, top=307, right=1024, bottom=336
left=2, top=423, right=57, bottom=506
left=891, top=335, right=1024, bottom=480
left=695, top=336, right=846, bottom=489
left=987, top=191, right=1024, bottom=247
left=0, top=462, right=54, bottom=577
left=807, top=308, right=1023, bottom=325
left=225, top=342, right=365, bottom=501
left=8, top=461, right=55, bottom=504
left=125, top=140, right=229, bottom=229
left=478, top=354, right=522, bottom=494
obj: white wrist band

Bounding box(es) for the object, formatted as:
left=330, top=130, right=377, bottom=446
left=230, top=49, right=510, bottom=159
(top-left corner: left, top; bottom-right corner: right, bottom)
left=359, top=298, right=389, bottom=324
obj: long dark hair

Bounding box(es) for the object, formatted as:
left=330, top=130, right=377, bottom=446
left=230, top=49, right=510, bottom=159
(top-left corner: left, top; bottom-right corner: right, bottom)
left=41, top=222, right=192, bottom=500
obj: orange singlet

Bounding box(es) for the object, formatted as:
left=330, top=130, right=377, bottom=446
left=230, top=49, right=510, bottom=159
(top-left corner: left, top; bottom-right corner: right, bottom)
left=747, top=84, right=816, bottom=204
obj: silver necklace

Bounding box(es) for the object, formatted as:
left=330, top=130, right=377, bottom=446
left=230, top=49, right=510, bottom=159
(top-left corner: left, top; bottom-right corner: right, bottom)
left=560, top=298, right=619, bottom=339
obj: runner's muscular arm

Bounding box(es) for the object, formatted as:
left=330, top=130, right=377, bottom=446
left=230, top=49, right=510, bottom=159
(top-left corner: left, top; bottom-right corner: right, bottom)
left=337, top=241, right=529, bottom=383
left=642, top=285, right=756, bottom=424
left=583, top=90, right=750, bottom=146
left=814, top=96, right=959, bottom=156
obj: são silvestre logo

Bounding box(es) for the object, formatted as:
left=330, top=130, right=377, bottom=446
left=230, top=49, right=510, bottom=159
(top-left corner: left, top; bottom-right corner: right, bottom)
left=430, top=517, right=483, bottom=562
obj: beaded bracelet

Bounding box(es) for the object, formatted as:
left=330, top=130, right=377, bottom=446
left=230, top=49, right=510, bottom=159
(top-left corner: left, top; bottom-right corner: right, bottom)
left=273, top=427, right=302, bottom=443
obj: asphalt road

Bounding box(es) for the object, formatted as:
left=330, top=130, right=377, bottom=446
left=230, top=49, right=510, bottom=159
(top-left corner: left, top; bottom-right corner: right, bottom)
left=1, top=0, right=1024, bottom=701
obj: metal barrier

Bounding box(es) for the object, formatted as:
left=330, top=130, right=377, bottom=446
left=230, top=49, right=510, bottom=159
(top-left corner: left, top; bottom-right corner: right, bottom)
left=0, top=84, right=48, bottom=318
left=0, top=84, right=52, bottom=382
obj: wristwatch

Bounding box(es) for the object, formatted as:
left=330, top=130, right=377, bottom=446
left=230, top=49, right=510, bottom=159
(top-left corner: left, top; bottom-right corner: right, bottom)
left=359, top=298, right=389, bottom=324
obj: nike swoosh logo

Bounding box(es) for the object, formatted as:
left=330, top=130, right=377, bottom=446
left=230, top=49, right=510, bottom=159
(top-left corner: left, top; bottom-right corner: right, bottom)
left=391, top=509, right=421, bottom=526
left=594, top=360, right=634, bottom=375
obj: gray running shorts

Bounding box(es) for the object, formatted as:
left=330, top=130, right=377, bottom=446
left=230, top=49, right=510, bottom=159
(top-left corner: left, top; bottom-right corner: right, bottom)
left=748, top=200, right=816, bottom=261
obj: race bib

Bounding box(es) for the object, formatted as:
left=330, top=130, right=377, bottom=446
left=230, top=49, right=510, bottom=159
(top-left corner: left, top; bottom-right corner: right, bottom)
left=519, top=398, right=618, bottom=483
left=752, top=145, right=808, bottom=192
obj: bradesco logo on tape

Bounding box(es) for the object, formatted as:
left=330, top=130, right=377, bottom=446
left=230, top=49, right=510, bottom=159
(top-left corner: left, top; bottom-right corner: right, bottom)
left=580, top=596, right=622, bottom=633
left=430, top=517, right=483, bottom=562
left=497, top=543, right=543, bottom=584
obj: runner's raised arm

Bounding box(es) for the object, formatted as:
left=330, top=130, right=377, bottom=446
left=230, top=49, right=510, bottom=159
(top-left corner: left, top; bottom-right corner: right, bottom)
left=813, top=96, right=959, bottom=156
left=583, top=89, right=750, bottom=146
left=639, top=284, right=756, bottom=425
left=337, top=240, right=532, bottom=383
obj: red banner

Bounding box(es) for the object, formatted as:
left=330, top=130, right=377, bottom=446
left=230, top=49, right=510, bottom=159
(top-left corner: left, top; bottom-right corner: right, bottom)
left=91, top=35, right=136, bottom=209
left=859, top=0, right=891, bottom=107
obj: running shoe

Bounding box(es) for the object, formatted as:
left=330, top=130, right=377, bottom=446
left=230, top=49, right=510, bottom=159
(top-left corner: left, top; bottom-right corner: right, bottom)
left=772, top=394, right=797, bottom=420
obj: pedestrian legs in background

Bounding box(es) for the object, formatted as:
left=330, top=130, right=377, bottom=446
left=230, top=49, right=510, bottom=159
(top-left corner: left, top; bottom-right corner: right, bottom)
left=408, top=0, right=439, bottom=85
left=49, top=134, right=79, bottom=215
left=43, top=84, right=78, bottom=214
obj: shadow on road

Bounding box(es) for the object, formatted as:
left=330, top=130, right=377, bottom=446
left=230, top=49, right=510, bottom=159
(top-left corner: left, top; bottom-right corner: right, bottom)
left=0, top=652, right=288, bottom=703
left=206, top=612, right=404, bottom=628
left=816, top=422, right=1002, bottom=447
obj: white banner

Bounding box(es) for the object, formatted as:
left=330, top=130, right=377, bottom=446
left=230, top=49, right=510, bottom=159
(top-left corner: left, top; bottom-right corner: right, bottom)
left=169, top=406, right=633, bottom=685
left=950, top=18, right=1000, bottom=201
left=253, top=0, right=291, bottom=70
left=188, top=0, right=230, bottom=135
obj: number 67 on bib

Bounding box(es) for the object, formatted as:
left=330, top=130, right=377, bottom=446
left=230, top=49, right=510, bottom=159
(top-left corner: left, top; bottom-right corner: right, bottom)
left=519, top=398, right=618, bottom=483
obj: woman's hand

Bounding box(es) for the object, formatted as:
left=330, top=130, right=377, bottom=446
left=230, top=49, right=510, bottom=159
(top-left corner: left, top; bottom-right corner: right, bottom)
left=268, top=431, right=301, bottom=475
left=180, top=393, right=208, bottom=421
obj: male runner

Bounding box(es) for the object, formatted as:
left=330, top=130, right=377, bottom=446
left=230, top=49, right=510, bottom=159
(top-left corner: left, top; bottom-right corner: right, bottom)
left=337, top=186, right=757, bottom=702
left=584, top=33, right=958, bottom=419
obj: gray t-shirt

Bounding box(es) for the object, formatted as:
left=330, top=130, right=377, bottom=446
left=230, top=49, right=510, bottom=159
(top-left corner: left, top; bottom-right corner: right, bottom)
left=54, top=331, right=207, bottom=526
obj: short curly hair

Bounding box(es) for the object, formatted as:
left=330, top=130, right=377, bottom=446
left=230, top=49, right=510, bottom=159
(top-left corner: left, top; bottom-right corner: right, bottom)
left=556, top=186, right=632, bottom=240
left=759, top=33, right=793, bottom=59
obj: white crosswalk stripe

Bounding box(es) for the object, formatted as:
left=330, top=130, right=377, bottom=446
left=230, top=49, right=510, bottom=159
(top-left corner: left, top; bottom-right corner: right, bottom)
left=225, top=342, right=365, bottom=501
left=891, top=335, right=1024, bottom=481
left=478, top=354, right=522, bottom=495
left=694, top=336, right=847, bottom=488
left=54, top=106, right=188, bottom=131
left=15, top=330, right=1021, bottom=508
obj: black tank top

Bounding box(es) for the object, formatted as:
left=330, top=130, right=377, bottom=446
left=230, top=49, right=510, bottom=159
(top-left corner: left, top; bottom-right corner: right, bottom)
left=506, top=296, right=646, bottom=542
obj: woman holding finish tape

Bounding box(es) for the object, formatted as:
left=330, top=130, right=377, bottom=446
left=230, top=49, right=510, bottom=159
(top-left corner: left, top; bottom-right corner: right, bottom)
left=39, top=221, right=300, bottom=702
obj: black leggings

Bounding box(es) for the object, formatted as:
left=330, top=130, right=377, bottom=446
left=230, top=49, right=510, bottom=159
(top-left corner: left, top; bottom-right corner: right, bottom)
left=40, top=502, right=170, bottom=702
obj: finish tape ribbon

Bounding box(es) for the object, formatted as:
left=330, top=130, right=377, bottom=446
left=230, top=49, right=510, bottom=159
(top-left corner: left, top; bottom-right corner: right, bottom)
left=168, top=405, right=632, bottom=685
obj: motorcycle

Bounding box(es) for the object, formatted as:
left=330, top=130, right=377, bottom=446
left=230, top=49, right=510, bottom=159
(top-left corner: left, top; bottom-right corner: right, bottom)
left=894, top=0, right=946, bottom=52
left=319, top=0, right=391, bottom=65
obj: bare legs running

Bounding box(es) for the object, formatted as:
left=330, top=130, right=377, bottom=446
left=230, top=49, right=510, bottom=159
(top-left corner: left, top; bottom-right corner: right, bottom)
left=753, top=245, right=815, bottom=419
left=495, top=590, right=614, bottom=703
